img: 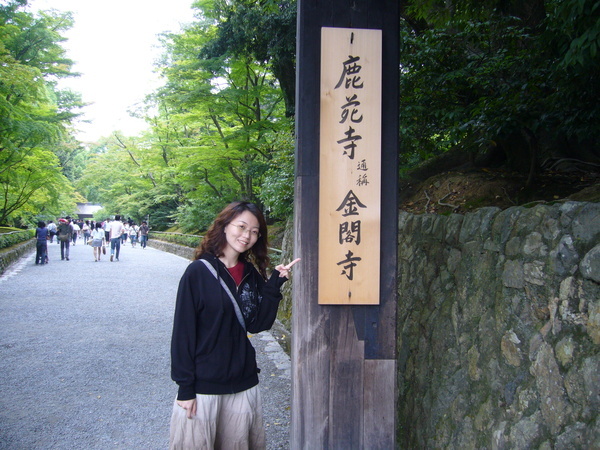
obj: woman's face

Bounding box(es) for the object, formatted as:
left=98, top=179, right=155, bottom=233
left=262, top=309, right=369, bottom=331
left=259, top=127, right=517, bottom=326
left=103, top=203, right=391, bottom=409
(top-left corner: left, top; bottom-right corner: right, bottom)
left=223, top=210, right=261, bottom=256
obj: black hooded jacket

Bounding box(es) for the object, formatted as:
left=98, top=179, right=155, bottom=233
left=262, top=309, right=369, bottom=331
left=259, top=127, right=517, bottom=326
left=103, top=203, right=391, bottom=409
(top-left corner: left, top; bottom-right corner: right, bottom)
left=171, top=253, right=287, bottom=400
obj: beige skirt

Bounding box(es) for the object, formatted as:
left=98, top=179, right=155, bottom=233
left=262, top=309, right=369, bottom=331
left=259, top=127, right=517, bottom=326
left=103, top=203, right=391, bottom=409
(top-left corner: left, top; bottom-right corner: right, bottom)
left=169, top=385, right=266, bottom=450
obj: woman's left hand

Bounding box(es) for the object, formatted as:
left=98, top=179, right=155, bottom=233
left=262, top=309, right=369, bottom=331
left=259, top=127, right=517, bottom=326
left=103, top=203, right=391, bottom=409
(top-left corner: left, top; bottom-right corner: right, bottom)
left=276, top=258, right=301, bottom=278
left=177, top=398, right=197, bottom=419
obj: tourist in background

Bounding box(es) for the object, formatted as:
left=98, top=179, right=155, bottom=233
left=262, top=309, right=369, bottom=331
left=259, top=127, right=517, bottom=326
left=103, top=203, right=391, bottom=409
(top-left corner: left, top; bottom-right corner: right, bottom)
left=103, top=218, right=111, bottom=247
left=130, top=223, right=139, bottom=247
left=35, top=221, right=49, bottom=265
left=109, top=215, right=124, bottom=262
left=91, top=222, right=105, bottom=262
left=57, top=217, right=73, bottom=261
left=82, top=220, right=91, bottom=245
left=47, top=220, right=57, bottom=244
left=122, top=222, right=130, bottom=245
left=71, top=220, right=80, bottom=245
left=139, top=221, right=149, bottom=249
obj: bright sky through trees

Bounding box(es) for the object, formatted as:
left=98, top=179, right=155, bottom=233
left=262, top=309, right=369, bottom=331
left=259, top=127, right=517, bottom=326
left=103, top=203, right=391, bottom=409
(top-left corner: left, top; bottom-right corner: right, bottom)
left=29, top=0, right=196, bottom=142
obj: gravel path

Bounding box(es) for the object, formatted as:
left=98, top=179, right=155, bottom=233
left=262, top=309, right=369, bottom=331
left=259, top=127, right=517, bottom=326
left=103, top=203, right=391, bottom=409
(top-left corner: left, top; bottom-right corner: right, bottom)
left=0, top=241, right=291, bottom=449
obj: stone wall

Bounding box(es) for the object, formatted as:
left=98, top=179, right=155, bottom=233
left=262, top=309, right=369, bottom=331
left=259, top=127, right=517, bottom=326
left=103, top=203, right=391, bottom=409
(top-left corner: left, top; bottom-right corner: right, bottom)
left=397, top=201, right=599, bottom=448
left=146, top=239, right=194, bottom=260
left=0, top=239, right=35, bottom=276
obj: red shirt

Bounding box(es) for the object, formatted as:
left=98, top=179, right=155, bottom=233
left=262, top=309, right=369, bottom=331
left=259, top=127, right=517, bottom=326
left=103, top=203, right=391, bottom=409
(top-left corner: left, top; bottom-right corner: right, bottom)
left=227, top=261, right=245, bottom=286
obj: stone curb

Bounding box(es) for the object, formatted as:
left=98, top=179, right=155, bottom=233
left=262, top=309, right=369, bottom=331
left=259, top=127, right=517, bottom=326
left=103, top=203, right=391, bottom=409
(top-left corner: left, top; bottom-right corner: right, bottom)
left=0, top=238, right=35, bottom=276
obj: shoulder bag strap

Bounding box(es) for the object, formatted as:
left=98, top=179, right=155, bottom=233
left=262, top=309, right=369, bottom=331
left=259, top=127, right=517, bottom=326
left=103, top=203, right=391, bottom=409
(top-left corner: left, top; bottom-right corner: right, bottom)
left=200, top=259, right=246, bottom=331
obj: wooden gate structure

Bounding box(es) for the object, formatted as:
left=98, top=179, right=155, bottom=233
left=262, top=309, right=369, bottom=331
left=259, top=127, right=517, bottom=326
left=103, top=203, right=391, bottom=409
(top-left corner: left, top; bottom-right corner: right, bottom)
left=292, top=0, right=400, bottom=448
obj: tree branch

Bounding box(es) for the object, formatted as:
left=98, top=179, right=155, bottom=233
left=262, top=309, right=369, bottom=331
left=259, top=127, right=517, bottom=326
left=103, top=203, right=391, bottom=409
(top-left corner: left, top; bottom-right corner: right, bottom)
left=438, top=182, right=459, bottom=209
left=114, top=133, right=141, bottom=168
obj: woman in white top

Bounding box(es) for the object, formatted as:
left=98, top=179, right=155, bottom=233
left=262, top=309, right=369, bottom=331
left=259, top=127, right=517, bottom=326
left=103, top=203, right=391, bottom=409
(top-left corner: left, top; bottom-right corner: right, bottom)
left=91, top=222, right=106, bottom=261
left=122, top=222, right=130, bottom=244
left=130, top=223, right=139, bottom=247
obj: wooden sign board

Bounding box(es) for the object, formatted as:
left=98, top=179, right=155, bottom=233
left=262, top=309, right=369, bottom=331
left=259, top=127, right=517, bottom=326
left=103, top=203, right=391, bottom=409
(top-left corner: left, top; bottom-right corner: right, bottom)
left=319, top=27, right=382, bottom=305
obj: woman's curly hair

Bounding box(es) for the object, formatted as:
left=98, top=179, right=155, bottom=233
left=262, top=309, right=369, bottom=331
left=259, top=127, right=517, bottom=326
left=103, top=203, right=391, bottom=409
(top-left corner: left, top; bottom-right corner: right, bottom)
left=194, top=201, right=270, bottom=279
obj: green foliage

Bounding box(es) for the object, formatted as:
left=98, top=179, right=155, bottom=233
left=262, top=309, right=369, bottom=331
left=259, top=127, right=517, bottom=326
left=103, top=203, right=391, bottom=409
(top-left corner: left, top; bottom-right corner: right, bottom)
left=0, top=3, right=81, bottom=226
left=199, top=0, right=297, bottom=117
left=399, top=0, right=600, bottom=179
left=1, top=146, right=77, bottom=224
left=400, top=15, right=540, bottom=161
left=174, top=195, right=229, bottom=233
left=151, top=231, right=203, bottom=248
left=108, top=0, right=298, bottom=229
left=2, top=0, right=297, bottom=230
left=549, top=0, right=600, bottom=69
left=258, top=130, right=294, bottom=218
left=76, top=133, right=182, bottom=229
left=543, top=0, right=600, bottom=143
left=0, top=228, right=34, bottom=250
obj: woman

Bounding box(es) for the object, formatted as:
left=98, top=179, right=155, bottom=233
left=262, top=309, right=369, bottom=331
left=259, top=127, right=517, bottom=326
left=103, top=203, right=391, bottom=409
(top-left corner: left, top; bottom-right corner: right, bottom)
left=130, top=223, right=138, bottom=247
left=71, top=220, right=80, bottom=245
left=90, top=222, right=105, bottom=261
left=34, top=221, right=49, bottom=265
left=122, top=222, right=130, bottom=245
left=82, top=220, right=91, bottom=245
left=170, top=201, right=299, bottom=449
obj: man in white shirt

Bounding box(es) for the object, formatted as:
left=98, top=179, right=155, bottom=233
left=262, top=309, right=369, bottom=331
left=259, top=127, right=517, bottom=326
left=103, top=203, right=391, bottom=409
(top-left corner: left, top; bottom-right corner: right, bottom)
left=103, top=219, right=111, bottom=244
left=109, top=215, right=124, bottom=262
left=47, top=220, right=57, bottom=243
left=71, top=221, right=80, bottom=245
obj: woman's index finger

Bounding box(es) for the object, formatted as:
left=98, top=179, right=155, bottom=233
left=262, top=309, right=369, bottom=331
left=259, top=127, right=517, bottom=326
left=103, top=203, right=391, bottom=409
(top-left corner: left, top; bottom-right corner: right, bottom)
left=284, top=258, right=301, bottom=270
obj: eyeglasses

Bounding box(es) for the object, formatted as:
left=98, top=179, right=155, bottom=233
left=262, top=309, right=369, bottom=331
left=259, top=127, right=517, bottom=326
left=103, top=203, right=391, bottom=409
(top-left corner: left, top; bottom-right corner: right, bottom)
left=229, top=223, right=261, bottom=238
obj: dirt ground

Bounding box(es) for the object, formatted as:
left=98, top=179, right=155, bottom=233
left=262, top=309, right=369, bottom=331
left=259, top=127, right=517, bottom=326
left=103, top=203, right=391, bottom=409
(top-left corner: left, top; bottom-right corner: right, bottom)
left=399, top=168, right=600, bottom=215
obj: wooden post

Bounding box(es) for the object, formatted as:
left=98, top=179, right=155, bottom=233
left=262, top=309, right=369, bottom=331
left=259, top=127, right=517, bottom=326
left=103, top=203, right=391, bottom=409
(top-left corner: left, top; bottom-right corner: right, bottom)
left=293, top=0, right=399, bottom=448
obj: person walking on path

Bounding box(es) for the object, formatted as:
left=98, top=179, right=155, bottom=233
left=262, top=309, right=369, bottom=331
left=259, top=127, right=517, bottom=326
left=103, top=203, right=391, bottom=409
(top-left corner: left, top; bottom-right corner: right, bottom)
left=122, top=222, right=130, bottom=245
left=109, top=215, right=124, bottom=262
left=130, top=222, right=139, bottom=247
left=103, top=218, right=111, bottom=246
left=71, top=221, right=80, bottom=245
left=91, top=222, right=105, bottom=261
left=47, top=220, right=57, bottom=244
left=169, top=201, right=299, bottom=449
left=34, top=221, right=49, bottom=265
left=139, top=221, right=149, bottom=249
left=57, top=217, right=73, bottom=261
left=82, top=220, right=91, bottom=245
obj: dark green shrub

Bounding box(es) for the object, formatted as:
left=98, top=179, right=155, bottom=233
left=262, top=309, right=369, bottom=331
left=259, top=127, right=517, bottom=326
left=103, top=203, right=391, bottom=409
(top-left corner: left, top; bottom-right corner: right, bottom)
left=0, top=229, right=35, bottom=250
